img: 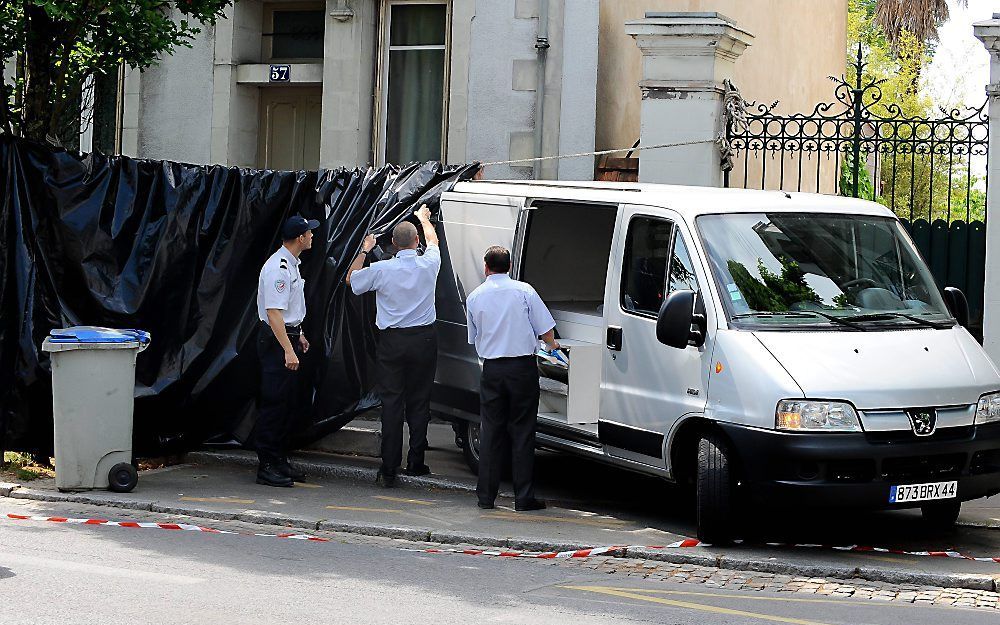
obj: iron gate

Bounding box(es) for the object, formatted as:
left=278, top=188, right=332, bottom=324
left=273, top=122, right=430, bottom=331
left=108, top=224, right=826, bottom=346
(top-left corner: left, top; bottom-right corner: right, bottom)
left=723, top=48, right=989, bottom=337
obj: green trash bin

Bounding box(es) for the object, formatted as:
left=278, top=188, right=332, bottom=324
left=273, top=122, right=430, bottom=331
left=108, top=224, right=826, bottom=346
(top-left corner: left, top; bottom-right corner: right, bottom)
left=41, top=327, right=151, bottom=493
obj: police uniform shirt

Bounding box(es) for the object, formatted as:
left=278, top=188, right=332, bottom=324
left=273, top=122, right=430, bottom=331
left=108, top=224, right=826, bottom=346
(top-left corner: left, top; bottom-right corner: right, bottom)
left=466, top=273, right=556, bottom=359
left=350, top=244, right=441, bottom=330
left=258, top=246, right=307, bottom=326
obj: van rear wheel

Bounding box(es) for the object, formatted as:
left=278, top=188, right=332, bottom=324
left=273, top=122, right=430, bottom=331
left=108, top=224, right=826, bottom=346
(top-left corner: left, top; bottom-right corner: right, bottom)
left=462, top=420, right=481, bottom=475
left=696, top=433, right=736, bottom=544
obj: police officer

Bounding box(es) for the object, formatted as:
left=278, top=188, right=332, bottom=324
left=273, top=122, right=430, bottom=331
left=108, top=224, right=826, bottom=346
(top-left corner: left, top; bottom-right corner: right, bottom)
left=346, top=205, right=440, bottom=487
left=255, top=215, right=319, bottom=487
left=466, top=246, right=558, bottom=511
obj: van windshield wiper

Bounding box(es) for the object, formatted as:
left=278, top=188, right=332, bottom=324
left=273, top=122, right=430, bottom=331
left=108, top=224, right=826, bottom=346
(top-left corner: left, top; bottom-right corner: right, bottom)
left=839, top=312, right=952, bottom=329
left=731, top=311, right=866, bottom=330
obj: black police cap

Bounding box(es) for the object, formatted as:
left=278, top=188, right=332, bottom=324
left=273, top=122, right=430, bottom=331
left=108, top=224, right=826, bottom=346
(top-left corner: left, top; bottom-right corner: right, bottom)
left=282, top=215, right=320, bottom=240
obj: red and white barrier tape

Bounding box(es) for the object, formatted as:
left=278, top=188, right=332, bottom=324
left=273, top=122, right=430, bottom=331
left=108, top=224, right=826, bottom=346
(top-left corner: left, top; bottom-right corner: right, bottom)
left=7, top=513, right=1000, bottom=564
left=403, top=546, right=625, bottom=559
left=5, top=513, right=329, bottom=542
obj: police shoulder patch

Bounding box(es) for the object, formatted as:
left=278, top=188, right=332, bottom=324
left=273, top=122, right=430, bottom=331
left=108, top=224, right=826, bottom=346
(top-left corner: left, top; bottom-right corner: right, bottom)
left=275, top=279, right=287, bottom=293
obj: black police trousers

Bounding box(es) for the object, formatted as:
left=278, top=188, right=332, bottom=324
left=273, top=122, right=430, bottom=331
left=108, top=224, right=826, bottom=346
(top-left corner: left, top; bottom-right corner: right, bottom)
left=477, top=355, right=540, bottom=507
left=255, top=324, right=304, bottom=466
left=376, top=324, right=437, bottom=476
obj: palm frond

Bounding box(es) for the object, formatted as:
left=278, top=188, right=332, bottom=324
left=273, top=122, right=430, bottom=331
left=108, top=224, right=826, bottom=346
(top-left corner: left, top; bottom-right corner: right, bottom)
left=875, top=0, right=967, bottom=46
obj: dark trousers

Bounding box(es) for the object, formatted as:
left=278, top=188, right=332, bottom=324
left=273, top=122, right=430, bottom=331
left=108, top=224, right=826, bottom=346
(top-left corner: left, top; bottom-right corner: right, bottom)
left=255, top=324, right=303, bottom=466
left=477, top=356, right=540, bottom=507
left=376, top=324, right=438, bottom=475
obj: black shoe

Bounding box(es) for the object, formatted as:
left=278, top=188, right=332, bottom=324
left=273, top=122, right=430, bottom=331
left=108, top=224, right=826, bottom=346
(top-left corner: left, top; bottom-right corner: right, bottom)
left=375, top=471, right=397, bottom=488
left=256, top=464, right=294, bottom=488
left=403, top=464, right=431, bottom=477
left=515, top=498, right=546, bottom=512
left=278, top=459, right=307, bottom=482
left=477, top=501, right=495, bottom=510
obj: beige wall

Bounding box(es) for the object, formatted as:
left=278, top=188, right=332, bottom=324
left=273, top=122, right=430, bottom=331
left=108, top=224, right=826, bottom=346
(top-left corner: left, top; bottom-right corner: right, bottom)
left=598, top=0, right=848, bottom=184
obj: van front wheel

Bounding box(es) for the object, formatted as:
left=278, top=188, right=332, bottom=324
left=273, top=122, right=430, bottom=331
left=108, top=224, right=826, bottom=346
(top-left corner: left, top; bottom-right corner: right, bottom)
left=921, top=501, right=961, bottom=530
left=696, top=434, right=736, bottom=544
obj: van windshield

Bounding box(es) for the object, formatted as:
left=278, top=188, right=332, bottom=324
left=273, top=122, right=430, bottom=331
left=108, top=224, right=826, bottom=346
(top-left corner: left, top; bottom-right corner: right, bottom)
left=696, top=212, right=955, bottom=330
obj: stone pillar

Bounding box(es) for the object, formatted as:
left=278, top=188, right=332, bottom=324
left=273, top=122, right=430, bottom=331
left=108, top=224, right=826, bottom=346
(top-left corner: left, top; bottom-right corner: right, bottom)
left=975, top=16, right=1000, bottom=363
left=625, top=12, right=753, bottom=186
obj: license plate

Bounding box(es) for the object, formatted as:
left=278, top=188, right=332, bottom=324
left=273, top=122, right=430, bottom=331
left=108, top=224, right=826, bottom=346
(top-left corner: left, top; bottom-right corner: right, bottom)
left=889, top=481, right=957, bottom=504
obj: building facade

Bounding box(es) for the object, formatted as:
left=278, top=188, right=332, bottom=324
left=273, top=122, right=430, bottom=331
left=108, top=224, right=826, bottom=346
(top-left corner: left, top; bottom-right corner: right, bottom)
left=63, top=1, right=845, bottom=182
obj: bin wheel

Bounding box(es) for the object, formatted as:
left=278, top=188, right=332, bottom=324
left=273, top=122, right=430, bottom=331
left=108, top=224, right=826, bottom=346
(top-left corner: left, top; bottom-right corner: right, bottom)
left=108, top=462, right=138, bottom=493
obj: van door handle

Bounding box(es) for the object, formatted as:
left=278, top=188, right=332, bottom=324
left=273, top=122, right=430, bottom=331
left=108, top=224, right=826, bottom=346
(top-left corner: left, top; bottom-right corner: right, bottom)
left=606, top=326, right=623, bottom=351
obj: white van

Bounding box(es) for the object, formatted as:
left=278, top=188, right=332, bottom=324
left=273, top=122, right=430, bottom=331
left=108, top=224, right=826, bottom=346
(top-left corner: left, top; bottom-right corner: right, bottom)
left=429, top=180, right=1000, bottom=542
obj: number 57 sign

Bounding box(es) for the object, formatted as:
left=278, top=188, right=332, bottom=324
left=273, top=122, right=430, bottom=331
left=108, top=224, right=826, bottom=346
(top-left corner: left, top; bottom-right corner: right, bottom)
left=269, top=65, right=291, bottom=82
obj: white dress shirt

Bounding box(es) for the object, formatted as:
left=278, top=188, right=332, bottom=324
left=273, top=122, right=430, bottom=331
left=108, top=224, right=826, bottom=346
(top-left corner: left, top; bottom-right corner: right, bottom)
left=258, top=246, right=307, bottom=325
left=349, top=244, right=441, bottom=329
left=466, top=273, right=556, bottom=359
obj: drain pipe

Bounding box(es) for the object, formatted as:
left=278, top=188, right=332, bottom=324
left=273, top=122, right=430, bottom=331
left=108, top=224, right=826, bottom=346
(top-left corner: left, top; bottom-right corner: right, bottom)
left=532, top=0, right=550, bottom=180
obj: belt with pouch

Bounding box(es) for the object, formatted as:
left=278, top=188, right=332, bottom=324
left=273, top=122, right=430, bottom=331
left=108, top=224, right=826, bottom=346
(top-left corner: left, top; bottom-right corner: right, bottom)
left=261, top=321, right=302, bottom=337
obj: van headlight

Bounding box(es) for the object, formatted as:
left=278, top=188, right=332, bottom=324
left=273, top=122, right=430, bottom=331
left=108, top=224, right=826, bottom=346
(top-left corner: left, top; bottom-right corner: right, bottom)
left=776, top=400, right=862, bottom=432
left=976, top=392, right=1000, bottom=424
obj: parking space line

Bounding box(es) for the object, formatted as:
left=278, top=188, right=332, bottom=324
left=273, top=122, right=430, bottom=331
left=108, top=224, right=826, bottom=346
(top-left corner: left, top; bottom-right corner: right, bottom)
left=294, top=483, right=323, bottom=489
left=179, top=497, right=256, bottom=505
left=325, top=505, right=405, bottom=514
left=558, top=585, right=833, bottom=625
left=485, top=510, right=631, bottom=528
left=597, top=587, right=951, bottom=609
left=373, top=495, right=436, bottom=506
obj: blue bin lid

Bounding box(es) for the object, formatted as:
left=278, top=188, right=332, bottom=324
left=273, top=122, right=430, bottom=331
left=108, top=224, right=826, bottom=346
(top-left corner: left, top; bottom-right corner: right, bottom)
left=47, top=327, right=151, bottom=345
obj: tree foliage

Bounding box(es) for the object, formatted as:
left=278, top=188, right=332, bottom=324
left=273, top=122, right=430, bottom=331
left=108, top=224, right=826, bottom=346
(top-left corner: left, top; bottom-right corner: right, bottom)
left=844, top=0, right=985, bottom=224
left=1, top=1, right=232, bottom=144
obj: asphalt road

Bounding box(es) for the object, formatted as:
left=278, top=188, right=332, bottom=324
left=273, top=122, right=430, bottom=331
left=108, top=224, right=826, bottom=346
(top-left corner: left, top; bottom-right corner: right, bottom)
left=0, top=498, right=995, bottom=625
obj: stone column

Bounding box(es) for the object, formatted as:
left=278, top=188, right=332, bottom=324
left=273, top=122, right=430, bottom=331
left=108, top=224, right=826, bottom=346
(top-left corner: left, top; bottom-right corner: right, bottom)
left=625, top=12, right=753, bottom=186
left=975, top=17, right=1000, bottom=362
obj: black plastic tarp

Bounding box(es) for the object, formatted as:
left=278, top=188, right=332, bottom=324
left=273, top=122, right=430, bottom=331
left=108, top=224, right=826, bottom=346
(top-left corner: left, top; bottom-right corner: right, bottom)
left=0, top=136, right=478, bottom=455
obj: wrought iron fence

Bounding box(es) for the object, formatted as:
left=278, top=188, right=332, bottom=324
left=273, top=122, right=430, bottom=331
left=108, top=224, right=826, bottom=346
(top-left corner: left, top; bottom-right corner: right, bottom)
left=722, top=47, right=989, bottom=338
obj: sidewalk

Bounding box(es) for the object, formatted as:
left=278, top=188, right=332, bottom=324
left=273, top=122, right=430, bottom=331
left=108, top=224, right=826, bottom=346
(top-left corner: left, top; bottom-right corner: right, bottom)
left=3, top=422, right=1000, bottom=591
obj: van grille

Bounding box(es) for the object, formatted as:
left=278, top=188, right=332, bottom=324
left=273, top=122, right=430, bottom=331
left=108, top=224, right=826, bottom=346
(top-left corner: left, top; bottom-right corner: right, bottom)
left=865, top=426, right=974, bottom=445
left=880, top=453, right=965, bottom=481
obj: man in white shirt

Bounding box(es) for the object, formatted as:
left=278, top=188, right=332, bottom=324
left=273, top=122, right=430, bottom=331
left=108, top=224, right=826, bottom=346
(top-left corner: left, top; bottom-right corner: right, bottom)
left=346, top=205, right=441, bottom=487
left=466, top=246, right=559, bottom=511
left=256, top=215, right=318, bottom=487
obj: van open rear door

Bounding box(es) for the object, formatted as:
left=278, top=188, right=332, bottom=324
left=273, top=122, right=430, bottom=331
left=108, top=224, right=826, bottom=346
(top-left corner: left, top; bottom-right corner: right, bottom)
left=433, top=192, right=528, bottom=415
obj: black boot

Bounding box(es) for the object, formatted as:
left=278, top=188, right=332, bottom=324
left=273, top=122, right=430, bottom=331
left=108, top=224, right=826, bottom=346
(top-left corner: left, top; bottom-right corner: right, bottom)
left=375, top=470, right=397, bottom=488
left=515, top=498, right=546, bottom=512
left=278, top=458, right=307, bottom=482
left=257, top=464, right=294, bottom=487
left=403, top=463, right=431, bottom=477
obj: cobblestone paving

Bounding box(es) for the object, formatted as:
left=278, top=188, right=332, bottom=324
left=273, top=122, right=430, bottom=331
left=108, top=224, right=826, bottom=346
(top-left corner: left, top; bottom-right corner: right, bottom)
left=368, top=536, right=1000, bottom=612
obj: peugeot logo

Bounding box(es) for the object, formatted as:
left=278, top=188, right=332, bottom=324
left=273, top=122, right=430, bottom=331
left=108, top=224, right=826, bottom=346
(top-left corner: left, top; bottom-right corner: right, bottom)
left=907, top=409, right=937, bottom=437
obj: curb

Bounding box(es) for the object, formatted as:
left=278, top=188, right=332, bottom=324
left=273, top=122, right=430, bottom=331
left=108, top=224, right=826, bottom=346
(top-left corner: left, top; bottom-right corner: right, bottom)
left=2, top=483, right=997, bottom=592
left=306, top=425, right=381, bottom=458
left=186, top=450, right=511, bottom=496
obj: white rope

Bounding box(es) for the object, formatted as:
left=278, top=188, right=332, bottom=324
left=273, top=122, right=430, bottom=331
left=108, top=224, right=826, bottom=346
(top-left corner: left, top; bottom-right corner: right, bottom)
left=479, top=138, right=717, bottom=168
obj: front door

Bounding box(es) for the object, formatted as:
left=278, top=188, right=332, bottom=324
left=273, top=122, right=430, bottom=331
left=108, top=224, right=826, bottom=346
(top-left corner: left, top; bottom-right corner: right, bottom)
left=600, top=205, right=713, bottom=469
left=257, top=87, right=322, bottom=171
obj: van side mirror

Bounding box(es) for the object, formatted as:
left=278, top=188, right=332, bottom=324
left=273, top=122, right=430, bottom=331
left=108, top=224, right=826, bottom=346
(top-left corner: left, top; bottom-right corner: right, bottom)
left=943, top=287, right=970, bottom=329
left=656, top=290, right=707, bottom=349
